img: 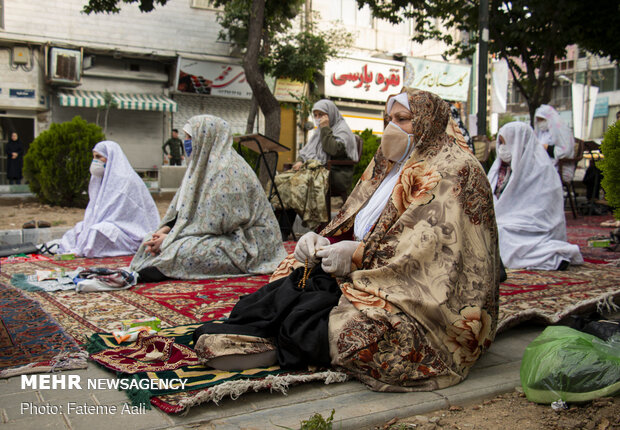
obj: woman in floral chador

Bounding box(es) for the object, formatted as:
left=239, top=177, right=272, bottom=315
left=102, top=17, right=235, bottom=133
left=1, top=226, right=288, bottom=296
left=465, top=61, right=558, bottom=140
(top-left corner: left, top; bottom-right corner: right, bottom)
left=130, top=115, right=286, bottom=281
left=194, top=89, right=500, bottom=392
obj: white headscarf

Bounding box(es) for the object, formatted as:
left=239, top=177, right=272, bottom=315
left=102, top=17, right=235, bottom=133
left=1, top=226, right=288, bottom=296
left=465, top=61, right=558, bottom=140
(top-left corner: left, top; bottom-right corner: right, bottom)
left=487, top=122, right=582, bottom=270
left=534, top=104, right=576, bottom=182
left=298, top=99, right=358, bottom=163
left=58, top=140, right=160, bottom=257
left=130, top=115, right=286, bottom=279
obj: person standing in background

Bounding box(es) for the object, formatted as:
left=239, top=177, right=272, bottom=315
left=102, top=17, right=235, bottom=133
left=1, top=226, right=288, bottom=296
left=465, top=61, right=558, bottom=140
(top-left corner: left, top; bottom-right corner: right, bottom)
left=162, top=128, right=185, bottom=166
left=6, top=132, right=24, bottom=185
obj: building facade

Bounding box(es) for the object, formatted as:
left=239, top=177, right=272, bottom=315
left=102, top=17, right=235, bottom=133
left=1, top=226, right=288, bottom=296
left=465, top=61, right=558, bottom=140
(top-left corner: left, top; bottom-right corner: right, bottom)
left=0, top=0, right=465, bottom=184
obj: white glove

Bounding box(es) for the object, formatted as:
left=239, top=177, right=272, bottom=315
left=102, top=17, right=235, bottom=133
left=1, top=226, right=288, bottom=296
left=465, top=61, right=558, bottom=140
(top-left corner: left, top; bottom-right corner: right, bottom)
left=315, top=240, right=360, bottom=277
left=294, top=232, right=330, bottom=265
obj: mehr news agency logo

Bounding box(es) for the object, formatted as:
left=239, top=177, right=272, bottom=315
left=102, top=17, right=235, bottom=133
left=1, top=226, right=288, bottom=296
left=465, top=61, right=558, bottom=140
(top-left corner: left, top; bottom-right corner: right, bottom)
left=19, top=374, right=188, bottom=415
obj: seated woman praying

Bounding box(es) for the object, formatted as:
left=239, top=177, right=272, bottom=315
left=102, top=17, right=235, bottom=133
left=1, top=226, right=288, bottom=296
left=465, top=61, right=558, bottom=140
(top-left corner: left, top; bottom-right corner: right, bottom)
left=193, top=88, right=501, bottom=393
left=274, top=99, right=359, bottom=230
left=130, top=115, right=287, bottom=282
left=487, top=122, right=583, bottom=270
left=58, top=140, right=160, bottom=258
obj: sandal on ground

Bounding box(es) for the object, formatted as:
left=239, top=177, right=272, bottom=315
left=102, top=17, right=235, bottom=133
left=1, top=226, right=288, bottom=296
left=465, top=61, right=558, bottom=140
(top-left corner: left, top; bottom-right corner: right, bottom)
left=22, top=220, right=36, bottom=229
left=37, top=220, right=51, bottom=228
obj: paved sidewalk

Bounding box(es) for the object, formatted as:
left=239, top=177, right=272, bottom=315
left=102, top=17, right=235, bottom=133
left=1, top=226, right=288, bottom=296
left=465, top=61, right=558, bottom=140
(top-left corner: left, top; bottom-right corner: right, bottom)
left=0, top=324, right=544, bottom=430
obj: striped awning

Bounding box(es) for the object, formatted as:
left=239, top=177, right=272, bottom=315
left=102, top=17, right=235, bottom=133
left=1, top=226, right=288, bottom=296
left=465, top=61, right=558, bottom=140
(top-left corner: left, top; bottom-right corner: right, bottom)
left=57, top=90, right=177, bottom=112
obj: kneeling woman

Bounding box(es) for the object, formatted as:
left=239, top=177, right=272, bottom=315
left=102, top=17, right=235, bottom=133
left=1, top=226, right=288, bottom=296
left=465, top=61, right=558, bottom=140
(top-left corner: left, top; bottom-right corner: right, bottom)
left=487, top=121, right=583, bottom=270
left=58, top=140, right=160, bottom=258
left=194, top=89, right=501, bottom=392
left=130, top=115, right=286, bottom=281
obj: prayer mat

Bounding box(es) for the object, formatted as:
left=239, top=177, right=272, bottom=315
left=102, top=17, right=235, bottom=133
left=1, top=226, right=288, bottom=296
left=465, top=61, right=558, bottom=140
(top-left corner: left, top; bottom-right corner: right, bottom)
left=87, top=324, right=348, bottom=413
left=497, top=261, right=620, bottom=333
left=565, top=215, right=620, bottom=261
left=0, top=283, right=87, bottom=377
left=1, top=243, right=297, bottom=345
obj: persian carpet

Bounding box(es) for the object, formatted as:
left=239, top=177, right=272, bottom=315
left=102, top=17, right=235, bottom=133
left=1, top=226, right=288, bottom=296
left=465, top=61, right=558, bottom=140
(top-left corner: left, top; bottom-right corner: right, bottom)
left=565, top=215, right=620, bottom=261
left=87, top=323, right=348, bottom=413
left=1, top=243, right=297, bottom=345
left=498, top=261, right=620, bottom=333
left=0, top=283, right=87, bottom=377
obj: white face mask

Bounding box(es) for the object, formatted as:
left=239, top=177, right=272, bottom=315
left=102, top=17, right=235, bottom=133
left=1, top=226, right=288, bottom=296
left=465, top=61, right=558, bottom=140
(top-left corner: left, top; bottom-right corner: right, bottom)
left=380, top=122, right=414, bottom=163
left=497, top=144, right=512, bottom=164
left=90, top=159, right=105, bottom=177
left=537, top=119, right=549, bottom=131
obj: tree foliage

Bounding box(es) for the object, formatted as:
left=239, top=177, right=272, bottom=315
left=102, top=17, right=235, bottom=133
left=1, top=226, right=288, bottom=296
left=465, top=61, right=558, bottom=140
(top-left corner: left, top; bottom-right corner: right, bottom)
left=598, top=121, right=620, bottom=220
left=356, top=0, right=620, bottom=121
left=23, top=116, right=105, bottom=207
left=83, top=0, right=167, bottom=14
left=83, top=0, right=351, bottom=142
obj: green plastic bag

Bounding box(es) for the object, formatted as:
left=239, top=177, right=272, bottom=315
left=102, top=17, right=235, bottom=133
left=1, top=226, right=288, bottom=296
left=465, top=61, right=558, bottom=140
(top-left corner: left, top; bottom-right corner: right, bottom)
left=520, top=325, right=620, bottom=404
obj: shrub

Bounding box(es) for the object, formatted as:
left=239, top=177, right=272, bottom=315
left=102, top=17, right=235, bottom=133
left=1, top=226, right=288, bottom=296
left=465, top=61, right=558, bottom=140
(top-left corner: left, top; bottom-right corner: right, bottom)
left=597, top=121, right=620, bottom=219
left=24, top=116, right=105, bottom=207
left=351, top=128, right=381, bottom=190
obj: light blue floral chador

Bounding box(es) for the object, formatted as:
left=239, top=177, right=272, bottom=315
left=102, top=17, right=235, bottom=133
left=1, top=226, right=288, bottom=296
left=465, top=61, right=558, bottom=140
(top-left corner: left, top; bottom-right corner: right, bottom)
left=130, top=115, right=286, bottom=279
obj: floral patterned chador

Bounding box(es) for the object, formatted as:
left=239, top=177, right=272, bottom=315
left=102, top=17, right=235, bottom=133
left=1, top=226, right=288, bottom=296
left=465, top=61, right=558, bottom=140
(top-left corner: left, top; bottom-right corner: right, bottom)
left=196, top=89, right=501, bottom=392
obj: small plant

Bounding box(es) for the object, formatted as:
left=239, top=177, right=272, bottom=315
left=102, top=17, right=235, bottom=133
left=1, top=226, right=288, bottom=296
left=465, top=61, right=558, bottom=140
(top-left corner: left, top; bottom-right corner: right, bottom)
left=276, top=409, right=336, bottom=430
left=597, top=121, right=620, bottom=219
left=23, top=116, right=105, bottom=207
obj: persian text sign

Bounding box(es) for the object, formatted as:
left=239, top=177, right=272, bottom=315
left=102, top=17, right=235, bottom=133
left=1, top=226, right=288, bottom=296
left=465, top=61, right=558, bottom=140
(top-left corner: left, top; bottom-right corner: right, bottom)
left=176, top=57, right=253, bottom=99
left=324, top=58, right=404, bottom=102
left=404, top=58, right=471, bottom=102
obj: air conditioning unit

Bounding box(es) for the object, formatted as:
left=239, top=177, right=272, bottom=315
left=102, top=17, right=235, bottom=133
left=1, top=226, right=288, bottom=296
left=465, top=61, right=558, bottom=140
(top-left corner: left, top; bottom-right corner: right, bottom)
left=48, top=47, right=82, bottom=87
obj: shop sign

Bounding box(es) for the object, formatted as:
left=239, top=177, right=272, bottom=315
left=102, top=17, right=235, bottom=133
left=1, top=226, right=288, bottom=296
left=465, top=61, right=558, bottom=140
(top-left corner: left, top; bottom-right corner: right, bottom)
left=404, top=58, right=471, bottom=102
left=274, top=78, right=306, bottom=103
left=593, top=96, right=609, bottom=118
left=175, top=57, right=253, bottom=99
left=10, top=89, right=35, bottom=98
left=324, top=57, right=404, bottom=102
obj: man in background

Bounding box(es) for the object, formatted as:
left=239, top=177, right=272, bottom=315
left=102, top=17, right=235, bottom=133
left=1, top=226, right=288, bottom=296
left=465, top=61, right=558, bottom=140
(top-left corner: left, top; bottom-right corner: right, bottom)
left=162, top=128, right=184, bottom=166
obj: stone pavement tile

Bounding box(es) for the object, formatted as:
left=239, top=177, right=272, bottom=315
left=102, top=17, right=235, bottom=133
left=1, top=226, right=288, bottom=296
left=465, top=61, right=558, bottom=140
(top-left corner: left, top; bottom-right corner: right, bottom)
left=64, top=400, right=173, bottom=430
left=212, top=390, right=447, bottom=430
left=207, top=389, right=446, bottom=430
left=317, top=379, right=367, bottom=396
left=0, top=390, right=41, bottom=422
left=488, top=326, right=545, bottom=362
left=434, top=361, right=523, bottom=406
left=0, top=414, right=69, bottom=429
left=166, top=389, right=259, bottom=425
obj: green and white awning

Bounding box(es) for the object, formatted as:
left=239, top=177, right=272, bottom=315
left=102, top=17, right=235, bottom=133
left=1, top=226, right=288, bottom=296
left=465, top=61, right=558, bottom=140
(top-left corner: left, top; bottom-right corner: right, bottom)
left=57, top=90, right=177, bottom=112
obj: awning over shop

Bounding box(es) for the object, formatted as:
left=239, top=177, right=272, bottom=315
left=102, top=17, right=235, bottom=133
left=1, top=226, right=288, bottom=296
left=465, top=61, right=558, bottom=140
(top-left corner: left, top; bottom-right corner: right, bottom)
left=58, top=90, right=177, bottom=112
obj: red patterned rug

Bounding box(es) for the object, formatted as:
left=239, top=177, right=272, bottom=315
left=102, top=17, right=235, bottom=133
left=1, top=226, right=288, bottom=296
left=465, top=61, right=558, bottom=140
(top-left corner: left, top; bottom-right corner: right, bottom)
left=0, top=283, right=87, bottom=377
left=565, top=214, right=620, bottom=261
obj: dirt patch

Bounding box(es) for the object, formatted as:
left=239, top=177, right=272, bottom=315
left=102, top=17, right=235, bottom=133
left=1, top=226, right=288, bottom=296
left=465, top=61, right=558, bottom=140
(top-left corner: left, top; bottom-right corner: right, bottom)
left=379, top=391, right=619, bottom=430
left=0, top=195, right=173, bottom=230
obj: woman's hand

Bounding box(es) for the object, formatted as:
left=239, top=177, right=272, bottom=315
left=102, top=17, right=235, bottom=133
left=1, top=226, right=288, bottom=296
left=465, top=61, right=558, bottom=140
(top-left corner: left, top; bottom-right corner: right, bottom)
left=316, top=240, right=360, bottom=277
left=294, top=232, right=330, bottom=266
left=292, top=161, right=303, bottom=171
left=144, top=226, right=171, bottom=256
left=318, top=115, right=329, bottom=128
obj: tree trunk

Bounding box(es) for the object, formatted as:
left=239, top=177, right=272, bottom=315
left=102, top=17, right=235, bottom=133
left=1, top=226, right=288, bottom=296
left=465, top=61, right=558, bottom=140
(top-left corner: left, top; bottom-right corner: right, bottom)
left=246, top=96, right=259, bottom=134
left=243, top=0, right=281, bottom=142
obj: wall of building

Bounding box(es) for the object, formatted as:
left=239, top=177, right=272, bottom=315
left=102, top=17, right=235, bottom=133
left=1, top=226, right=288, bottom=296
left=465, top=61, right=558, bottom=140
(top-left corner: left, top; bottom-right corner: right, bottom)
left=1, top=0, right=227, bottom=58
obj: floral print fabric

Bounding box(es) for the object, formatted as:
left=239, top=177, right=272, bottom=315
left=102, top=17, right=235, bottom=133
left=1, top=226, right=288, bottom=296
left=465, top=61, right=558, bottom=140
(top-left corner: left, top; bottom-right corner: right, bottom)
left=273, top=88, right=501, bottom=392
left=131, top=115, right=286, bottom=279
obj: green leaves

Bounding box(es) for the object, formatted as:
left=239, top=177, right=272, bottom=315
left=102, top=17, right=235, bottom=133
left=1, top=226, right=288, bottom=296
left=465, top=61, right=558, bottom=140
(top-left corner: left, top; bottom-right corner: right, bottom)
left=83, top=0, right=168, bottom=14
left=598, top=121, right=620, bottom=220
left=23, top=116, right=105, bottom=207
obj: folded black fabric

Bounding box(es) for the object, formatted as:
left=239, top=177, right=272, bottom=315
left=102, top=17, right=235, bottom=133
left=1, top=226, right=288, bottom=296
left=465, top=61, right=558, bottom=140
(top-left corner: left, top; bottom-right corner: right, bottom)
left=193, top=265, right=342, bottom=369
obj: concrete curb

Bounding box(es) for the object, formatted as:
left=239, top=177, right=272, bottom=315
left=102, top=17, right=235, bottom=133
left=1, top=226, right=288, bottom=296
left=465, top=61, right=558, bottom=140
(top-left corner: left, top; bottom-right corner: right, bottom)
left=0, top=226, right=71, bottom=246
